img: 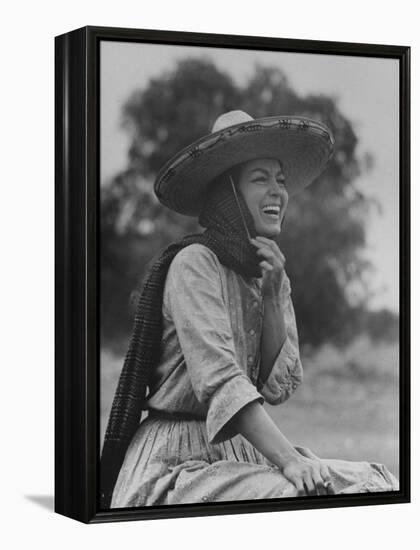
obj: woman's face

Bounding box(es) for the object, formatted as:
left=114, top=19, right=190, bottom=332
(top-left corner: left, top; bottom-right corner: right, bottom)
left=236, top=158, right=288, bottom=238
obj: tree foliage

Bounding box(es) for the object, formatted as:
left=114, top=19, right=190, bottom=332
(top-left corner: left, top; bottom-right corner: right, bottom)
left=101, top=57, right=380, bottom=350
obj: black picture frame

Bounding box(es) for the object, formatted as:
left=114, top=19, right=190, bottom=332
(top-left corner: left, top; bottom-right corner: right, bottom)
left=55, top=25, right=411, bottom=524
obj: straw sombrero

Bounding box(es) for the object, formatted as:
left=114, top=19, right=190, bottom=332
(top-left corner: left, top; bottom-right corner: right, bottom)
left=154, top=110, right=334, bottom=216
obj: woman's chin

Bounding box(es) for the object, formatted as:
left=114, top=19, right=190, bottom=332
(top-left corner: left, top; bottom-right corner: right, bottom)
left=258, top=224, right=281, bottom=239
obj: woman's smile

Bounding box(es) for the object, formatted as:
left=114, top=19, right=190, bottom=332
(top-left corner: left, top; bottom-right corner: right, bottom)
left=261, top=203, right=282, bottom=219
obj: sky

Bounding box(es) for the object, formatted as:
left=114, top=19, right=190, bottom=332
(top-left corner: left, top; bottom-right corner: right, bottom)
left=100, top=41, right=399, bottom=313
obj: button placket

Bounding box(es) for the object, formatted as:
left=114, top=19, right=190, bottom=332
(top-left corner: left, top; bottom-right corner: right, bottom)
left=253, top=290, right=264, bottom=384
left=247, top=292, right=263, bottom=380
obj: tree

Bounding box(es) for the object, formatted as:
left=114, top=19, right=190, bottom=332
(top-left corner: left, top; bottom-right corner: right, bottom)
left=101, top=58, right=376, bottom=349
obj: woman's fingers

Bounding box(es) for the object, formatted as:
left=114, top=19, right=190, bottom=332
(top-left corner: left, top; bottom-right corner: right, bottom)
left=305, top=466, right=331, bottom=496
left=320, top=464, right=335, bottom=494
left=303, top=472, right=316, bottom=496
left=251, top=239, right=285, bottom=268
left=313, top=470, right=327, bottom=496
left=320, top=463, right=331, bottom=481
left=325, top=482, right=335, bottom=495
left=255, top=247, right=276, bottom=261
left=296, top=482, right=306, bottom=497
left=285, top=456, right=335, bottom=497
left=254, top=236, right=285, bottom=262
left=250, top=238, right=271, bottom=253
left=291, top=476, right=306, bottom=497
left=259, top=261, right=273, bottom=272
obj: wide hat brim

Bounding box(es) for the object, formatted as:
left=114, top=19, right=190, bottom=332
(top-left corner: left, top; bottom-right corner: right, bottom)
left=154, top=115, right=334, bottom=217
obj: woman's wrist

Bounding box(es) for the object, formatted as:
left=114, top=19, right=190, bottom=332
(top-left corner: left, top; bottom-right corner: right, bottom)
left=262, top=289, right=282, bottom=302
left=271, top=443, right=301, bottom=470
left=261, top=272, right=286, bottom=299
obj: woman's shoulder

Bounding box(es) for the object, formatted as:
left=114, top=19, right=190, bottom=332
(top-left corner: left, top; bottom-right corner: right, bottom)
left=169, top=243, right=221, bottom=275
left=164, top=244, right=225, bottom=309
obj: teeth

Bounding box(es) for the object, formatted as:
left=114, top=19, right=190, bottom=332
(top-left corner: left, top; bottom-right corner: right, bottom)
left=262, top=205, right=280, bottom=214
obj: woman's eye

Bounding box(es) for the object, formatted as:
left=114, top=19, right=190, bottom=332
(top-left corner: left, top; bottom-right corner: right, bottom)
left=251, top=176, right=286, bottom=186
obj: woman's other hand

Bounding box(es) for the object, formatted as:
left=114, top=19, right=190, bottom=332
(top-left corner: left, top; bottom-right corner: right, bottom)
left=282, top=449, right=335, bottom=496
left=250, top=236, right=286, bottom=297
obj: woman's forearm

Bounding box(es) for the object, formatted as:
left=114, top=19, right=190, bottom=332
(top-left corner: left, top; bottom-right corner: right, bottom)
left=251, top=237, right=288, bottom=384
left=231, top=400, right=299, bottom=469
left=231, top=400, right=335, bottom=496
left=259, top=294, right=287, bottom=385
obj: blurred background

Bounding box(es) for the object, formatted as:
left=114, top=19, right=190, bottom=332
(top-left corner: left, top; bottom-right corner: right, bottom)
left=100, top=42, right=399, bottom=477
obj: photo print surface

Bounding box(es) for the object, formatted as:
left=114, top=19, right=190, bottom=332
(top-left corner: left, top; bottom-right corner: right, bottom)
left=99, top=40, right=400, bottom=509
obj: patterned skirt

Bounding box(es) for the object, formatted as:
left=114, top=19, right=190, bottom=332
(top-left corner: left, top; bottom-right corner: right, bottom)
left=111, top=414, right=399, bottom=508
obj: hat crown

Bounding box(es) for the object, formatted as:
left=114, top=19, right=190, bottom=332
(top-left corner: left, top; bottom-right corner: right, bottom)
left=211, top=110, right=254, bottom=133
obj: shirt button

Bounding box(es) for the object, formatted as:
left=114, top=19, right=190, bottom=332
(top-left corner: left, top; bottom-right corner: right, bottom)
left=247, top=355, right=254, bottom=364
left=252, top=301, right=259, bottom=308
left=249, top=329, right=255, bottom=336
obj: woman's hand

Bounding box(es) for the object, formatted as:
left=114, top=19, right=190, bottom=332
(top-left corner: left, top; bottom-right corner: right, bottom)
left=231, top=402, right=335, bottom=498
left=250, top=236, right=286, bottom=297
left=281, top=448, right=335, bottom=496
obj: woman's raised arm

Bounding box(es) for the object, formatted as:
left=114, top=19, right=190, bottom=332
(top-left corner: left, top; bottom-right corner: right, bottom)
left=251, top=236, right=303, bottom=404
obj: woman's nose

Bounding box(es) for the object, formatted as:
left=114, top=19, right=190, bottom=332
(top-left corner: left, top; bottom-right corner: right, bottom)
left=267, top=177, right=281, bottom=195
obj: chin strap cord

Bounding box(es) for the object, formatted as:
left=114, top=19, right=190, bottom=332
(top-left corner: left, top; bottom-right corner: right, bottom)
left=229, top=175, right=253, bottom=242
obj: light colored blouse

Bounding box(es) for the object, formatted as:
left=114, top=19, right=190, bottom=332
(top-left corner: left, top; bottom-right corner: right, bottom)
left=146, top=243, right=303, bottom=444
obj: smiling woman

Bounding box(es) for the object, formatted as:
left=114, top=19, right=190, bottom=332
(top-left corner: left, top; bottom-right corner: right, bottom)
left=100, top=110, right=398, bottom=509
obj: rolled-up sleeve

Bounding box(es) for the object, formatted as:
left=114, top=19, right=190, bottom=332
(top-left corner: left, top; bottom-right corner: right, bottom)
left=258, top=276, right=304, bottom=405
left=165, top=244, right=263, bottom=444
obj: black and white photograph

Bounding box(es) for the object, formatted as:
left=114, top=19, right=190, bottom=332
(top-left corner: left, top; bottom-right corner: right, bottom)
left=99, top=37, right=403, bottom=510
left=3, top=0, right=419, bottom=543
